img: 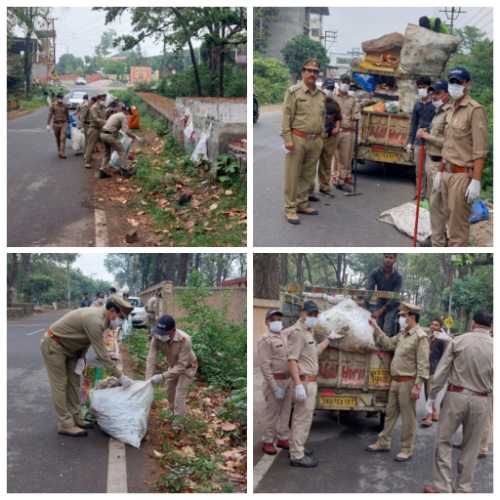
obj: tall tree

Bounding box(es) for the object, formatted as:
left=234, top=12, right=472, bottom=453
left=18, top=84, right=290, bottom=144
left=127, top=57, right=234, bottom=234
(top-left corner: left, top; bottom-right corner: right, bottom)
left=253, top=254, right=279, bottom=299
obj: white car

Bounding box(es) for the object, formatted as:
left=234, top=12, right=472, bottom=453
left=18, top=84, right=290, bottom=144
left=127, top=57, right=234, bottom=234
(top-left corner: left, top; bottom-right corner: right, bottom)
left=75, top=77, right=86, bottom=85
left=128, top=296, right=148, bottom=328
left=66, top=91, right=87, bottom=110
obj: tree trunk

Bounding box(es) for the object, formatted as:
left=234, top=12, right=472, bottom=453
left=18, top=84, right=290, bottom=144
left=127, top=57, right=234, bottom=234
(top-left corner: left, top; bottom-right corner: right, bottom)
left=187, top=40, right=202, bottom=96
left=21, top=254, right=31, bottom=277
left=296, top=254, right=304, bottom=286
left=279, top=254, right=288, bottom=286
left=177, top=254, right=190, bottom=285
left=304, top=255, right=312, bottom=284
left=8, top=253, right=19, bottom=289
left=253, top=254, right=279, bottom=299
left=165, top=254, right=176, bottom=282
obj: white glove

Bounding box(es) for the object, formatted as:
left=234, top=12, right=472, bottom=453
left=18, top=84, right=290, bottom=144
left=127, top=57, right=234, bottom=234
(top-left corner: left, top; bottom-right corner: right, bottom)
left=433, top=172, right=442, bottom=192
left=405, top=143, right=413, bottom=154
left=273, top=387, right=285, bottom=400
left=294, top=384, right=307, bottom=402
left=74, top=358, right=85, bottom=375
left=150, top=374, right=163, bottom=384
left=465, top=179, right=481, bottom=203
left=119, top=375, right=132, bottom=389
left=134, top=135, right=142, bottom=143
left=426, top=399, right=436, bottom=414
left=328, top=330, right=344, bottom=340
left=46, top=125, right=51, bottom=132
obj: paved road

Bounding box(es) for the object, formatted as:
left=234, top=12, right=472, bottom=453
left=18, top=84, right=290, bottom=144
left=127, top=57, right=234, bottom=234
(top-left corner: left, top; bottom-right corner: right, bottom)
left=254, top=109, right=420, bottom=247
left=253, top=368, right=493, bottom=493
left=7, top=310, right=151, bottom=493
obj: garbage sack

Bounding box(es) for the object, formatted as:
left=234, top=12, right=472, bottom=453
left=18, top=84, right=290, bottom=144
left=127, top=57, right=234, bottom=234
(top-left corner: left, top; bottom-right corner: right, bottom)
left=303, top=292, right=346, bottom=312
left=385, top=101, right=400, bottom=113
left=378, top=201, right=431, bottom=242
left=190, top=132, right=209, bottom=163
left=67, top=114, right=77, bottom=139
left=128, top=106, right=140, bottom=129
left=362, top=32, right=406, bottom=53
left=90, top=380, right=154, bottom=448
left=353, top=72, right=379, bottom=93
left=80, top=364, right=112, bottom=423
left=317, top=298, right=376, bottom=353
left=71, top=126, right=85, bottom=154
left=110, top=132, right=133, bottom=170
left=470, top=200, right=489, bottom=223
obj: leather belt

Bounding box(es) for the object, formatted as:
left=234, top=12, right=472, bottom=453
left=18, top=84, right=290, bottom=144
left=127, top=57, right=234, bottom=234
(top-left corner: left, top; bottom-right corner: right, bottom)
left=54, top=120, right=67, bottom=124
left=291, top=128, right=320, bottom=140
left=445, top=164, right=470, bottom=174
left=447, top=384, right=489, bottom=397
left=299, top=374, right=317, bottom=382
left=273, top=373, right=290, bottom=380
left=430, top=155, right=442, bottom=162
left=46, top=328, right=63, bottom=347
left=339, top=127, right=351, bottom=132
left=394, top=376, right=414, bottom=382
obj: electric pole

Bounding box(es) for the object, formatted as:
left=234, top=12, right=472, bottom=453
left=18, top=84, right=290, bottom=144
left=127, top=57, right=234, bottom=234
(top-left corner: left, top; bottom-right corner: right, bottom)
left=440, top=7, right=466, bottom=33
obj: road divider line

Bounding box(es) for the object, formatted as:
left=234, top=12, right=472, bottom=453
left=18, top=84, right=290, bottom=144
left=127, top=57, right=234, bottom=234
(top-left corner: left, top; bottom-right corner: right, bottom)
left=253, top=449, right=282, bottom=491
left=95, top=209, right=109, bottom=247
left=26, top=328, right=45, bottom=336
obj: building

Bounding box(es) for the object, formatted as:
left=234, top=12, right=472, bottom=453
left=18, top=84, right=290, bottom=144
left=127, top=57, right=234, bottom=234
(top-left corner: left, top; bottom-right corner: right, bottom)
left=327, top=50, right=364, bottom=78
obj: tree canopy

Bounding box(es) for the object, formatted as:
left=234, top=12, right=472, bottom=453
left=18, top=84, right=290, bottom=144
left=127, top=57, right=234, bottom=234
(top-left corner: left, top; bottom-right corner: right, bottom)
left=281, top=35, right=329, bottom=81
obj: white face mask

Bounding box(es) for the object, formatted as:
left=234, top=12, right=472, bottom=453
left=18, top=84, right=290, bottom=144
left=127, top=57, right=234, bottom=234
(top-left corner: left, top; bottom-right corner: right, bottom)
left=418, top=88, right=428, bottom=98
left=304, top=317, right=317, bottom=329
left=432, top=99, right=444, bottom=108
left=98, top=298, right=105, bottom=304
left=323, top=89, right=333, bottom=97
left=348, top=90, right=356, bottom=97
left=340, top=83, right=349, bottom=93
left=110, top=317, right=123, bottom=329
left=269, top=321, right=283, bottom=333
left=57, top=98, right=63, bottom=103
left=399, top=316, right=408, bottom=330
left=155, top=334, right=169, bottom=342
left=448, top=83, right=465, bottom=100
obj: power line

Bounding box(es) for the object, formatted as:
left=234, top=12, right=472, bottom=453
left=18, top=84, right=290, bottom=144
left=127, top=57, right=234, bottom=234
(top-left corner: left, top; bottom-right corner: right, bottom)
left=439, top=7, right=466, bottom=33
left=456, top=7, right=485, bottom=28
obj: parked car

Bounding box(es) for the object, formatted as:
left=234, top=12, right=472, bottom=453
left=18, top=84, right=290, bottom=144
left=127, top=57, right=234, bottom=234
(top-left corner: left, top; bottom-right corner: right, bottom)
left=66, top=91, right=87, bottom=110
left=75, top=77, right=86, bottom=85
left=128, top=296, right=148, bottom=328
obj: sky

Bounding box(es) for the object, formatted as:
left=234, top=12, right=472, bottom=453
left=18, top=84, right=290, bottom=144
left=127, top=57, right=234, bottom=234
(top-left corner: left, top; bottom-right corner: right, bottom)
left=322, top=7, right=493, bottom=55
left=74, top=253, right=114, bottom=283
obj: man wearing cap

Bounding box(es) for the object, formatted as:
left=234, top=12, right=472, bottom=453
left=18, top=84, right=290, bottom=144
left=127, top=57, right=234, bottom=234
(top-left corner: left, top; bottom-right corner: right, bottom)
left=424, top=309, right=492, bottom=493
left=286, top=300, right=334, bottom=467
left=84, top=93, right=107, bottom=168
left=99, top=105, right=142, bottom=179
left=417, top=80, right=452, bottom=246
left=257, top=309, right=293, bottom=455
left=146, top=292, right=161, bottom=325
left=309, top=79, right=342, bottom=200
left=433, top=67, right=488, bottom=247
left=146, top=315, right=197, bottom=421
left=366, top=302, right=430, bottom=462
left=331, top=74, right=360, bottom=192
left=281, top=58, right=326, bottom=225
left=74, top=93, right=88, bottom=118
left=40, top=296, right=134, bottom=437
left=47, top=92, right=70, bottom=158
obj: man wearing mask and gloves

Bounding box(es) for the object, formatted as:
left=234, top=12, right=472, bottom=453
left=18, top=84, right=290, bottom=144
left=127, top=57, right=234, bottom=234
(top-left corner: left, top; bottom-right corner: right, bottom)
left=433, top=67, right=488, bottom=247
left=40, top=295, right=134, bottom=437
left=366, top=302, right=430, bottom=462
left=257, top=309, right=293, bottom=455
left=285, top=300, right=336, bottom=467
left=84, top=93, right=107, bottom=168
left=146, top=315, right=197, bottom=425
left=47, top=92, right=70, bottom=158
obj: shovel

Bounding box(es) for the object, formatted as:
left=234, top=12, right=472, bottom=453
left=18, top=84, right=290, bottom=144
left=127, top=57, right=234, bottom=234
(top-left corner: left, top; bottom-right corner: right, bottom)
left=344, top=118, right=362, bottom=197
left=412, top=141, right=425, bottom=247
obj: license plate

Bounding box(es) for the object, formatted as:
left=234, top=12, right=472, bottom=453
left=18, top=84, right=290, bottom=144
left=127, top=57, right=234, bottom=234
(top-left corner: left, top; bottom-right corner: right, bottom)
left=320, top=396, right=356, bottom=408
left=372, top=150, right=398, bottom=162
left=369, top=368, right=391, bottom=384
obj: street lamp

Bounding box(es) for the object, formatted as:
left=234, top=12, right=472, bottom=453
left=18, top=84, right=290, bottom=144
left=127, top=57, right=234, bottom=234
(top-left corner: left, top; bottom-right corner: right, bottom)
left=447, top=254, right=457, bottom=334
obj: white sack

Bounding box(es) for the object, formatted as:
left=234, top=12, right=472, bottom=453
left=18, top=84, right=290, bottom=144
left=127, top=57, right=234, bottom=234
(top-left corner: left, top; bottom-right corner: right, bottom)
left=378, top=202, right=431, bottom=242
left=110, top=133, right=133, bottom=170
left=190, top=132, right=208, bottom=163
left=70, top=127, right=85, bottom=155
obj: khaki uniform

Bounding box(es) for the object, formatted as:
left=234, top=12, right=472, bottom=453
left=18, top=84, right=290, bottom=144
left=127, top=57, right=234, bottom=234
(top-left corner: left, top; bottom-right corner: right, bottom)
left=441, top=95, right=488, bottom=246
left=373, top=323, right=430, bottom=453
left=332, top=93, right=358, bottom=184
left=48, top=102, right=70, bottom=153
left=286, top=320, right=321, bottom=460
left=101, top=112, right=136, bottom=169
left=77, top=101, right=92, bottom=145
left=84, top=102, right=107, bottom=164
left=146, top=296, right=159, bottom=324
left=425, top=102, right=452, bottom=246
left=281, top=82, right=325, bottom=214
left=429, top=327, right=492, bottom=493
left=145, top=329, right=197, bottom=416
left=257, top=329, right=293, bottom=444
left=40, top=308, right=122, bottom=430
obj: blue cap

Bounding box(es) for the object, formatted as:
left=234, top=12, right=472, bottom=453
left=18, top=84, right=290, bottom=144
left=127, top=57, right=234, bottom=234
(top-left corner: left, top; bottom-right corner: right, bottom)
left=152, top=315, right=176, bottom=336
left=56, top=92, right=64, bottom=98
left=322, top=78, right=336, bottom=88
left=447, top=67, right=471, bottom=83
left=302, top=300, right=319, bottom=313
left=429, top=79, right=448, bottom=93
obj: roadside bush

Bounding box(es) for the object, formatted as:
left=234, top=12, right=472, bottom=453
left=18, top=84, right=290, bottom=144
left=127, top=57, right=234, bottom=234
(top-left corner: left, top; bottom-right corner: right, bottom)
left=253, top=53, right=290, bottom=104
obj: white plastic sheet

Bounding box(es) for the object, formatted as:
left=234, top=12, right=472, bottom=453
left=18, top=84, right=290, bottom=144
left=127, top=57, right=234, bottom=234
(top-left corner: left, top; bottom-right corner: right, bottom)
left=378, top=202, right=431, bottom=242
left=110, top=132, right=133, bottom=170
left=71, top=127, right=85, bottom=155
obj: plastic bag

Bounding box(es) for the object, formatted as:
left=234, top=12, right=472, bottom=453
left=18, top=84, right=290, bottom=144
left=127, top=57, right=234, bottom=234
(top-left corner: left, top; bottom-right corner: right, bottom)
left=110, top=132, right=133, bottom=170
left=90, top=380, right=154, bottom=448
left=184, top=119, right=195, bottom=142
left=66, top=114, right=77, bottom=139
left=80, top=364, right=112, bottom=423
left=71, top=126, right=85, bottom=154
left=385, top=101, right=400, bottom=113
left=190, top=132, right=208, bottom=163
left=103, top=328, right=119, bottom=360
left=470, top=200, right=489, bottom=223
left=317, top=298, right=376, bottom=353
left=353, top=72, right=379, bottom=93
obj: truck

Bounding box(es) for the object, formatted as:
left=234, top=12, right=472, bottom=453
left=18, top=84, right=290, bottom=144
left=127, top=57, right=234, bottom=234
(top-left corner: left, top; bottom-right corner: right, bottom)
left=281, top=285, right=403, bottom=427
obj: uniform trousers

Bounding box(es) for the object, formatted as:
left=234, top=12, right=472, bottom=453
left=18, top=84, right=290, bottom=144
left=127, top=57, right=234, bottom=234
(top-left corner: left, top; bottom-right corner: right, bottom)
left=84, top=128, right=102, bottom=163
left=261, top=378, right=293, bottom=443
left=426, top=157, right=447, bottom=246
left=479, top=394, right=493, bottom=455
left=331, top=131, right=354, bottom=183
left=311, top=134, right=337, bottom=193
left=289, top=380, right=317, bottom=460
left=101, top=133, right=128, bottom=170
left=432, top=391, right=488, bottom=492
left=53, top=123, right=68, bottom=152
left=166, top=364, right=197, bottom=417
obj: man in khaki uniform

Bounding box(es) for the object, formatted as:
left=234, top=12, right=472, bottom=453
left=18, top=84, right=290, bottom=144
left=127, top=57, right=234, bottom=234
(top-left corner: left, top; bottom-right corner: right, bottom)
left=257, top=309, right=293, bottom=455
left=286, top=300, right=334, bottom=467
left=366, top=302, right=430, bottom=462
left=84, top=93, right=107, bottom=168
left=77, top=96, right=97, bottom=151
left=332, top=74, right=360, bottom=192
left=434, top=67, right=488, bottom=246
left=47, top=92, right=70, bottom=158
left=424, top=309, right=492, bottom=493
left=40, top=296, right=134, bottom=436
left=146, top=292, right=161, bottom=325
left=146, top=315, right=197, bottom=422
left=281, top=58, right=326, bottom=225
left=417, top=80, right=452, bottom=247
left=99, top=105, right=142, bottom=179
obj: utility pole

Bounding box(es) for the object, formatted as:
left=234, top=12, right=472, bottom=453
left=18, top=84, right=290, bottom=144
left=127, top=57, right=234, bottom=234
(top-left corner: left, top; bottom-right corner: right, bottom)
left=440, top=7, right=466, bottom=33
left=52, top=18, right=56, bottom=80
left=323, top=29, right=337, bottom=51
left=66, top=259, right=71, bottom=309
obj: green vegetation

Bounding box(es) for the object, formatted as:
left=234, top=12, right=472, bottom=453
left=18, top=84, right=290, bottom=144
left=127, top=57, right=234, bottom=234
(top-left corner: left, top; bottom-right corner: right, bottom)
left=253, top=52, right=291, bottom=105
left=281, top=34, right=330, bottom=81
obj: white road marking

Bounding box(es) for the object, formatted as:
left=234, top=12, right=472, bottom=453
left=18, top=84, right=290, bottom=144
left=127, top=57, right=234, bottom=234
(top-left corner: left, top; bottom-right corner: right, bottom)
left=253, top=449, right=283, bottom=491
left=26, top=328, right=45, bottom=336
left=95, top=209, right=109, bottom=246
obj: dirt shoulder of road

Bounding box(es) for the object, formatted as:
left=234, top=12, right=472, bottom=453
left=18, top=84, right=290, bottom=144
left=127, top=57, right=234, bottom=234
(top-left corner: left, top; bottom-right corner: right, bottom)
left=469, top=203, right=493, bottom=247
left=260, top=104, right=282, bottom=114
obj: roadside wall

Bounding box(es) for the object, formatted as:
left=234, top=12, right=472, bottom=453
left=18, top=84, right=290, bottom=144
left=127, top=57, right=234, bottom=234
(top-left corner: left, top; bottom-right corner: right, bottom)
left=7, top=302, right=34, bottom=319
left=253, top=298, right=281, bottom=365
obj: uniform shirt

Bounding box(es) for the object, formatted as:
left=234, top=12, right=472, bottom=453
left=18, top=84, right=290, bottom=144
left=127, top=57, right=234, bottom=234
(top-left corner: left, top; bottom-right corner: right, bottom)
left=286, top=319, right=321, bottom=376
left=145, top=329, right=197, bottom=380
left=429, top=336, right=448, bottom=374
left=374, top=323, right=430, bottom=386
left=333, top=93, right=359, bottom=130
left=89, top=102, right=107, bottom=128
left=324, top=96, right=342, bottom=136
left=102, top=112, right=136, bottom=139
left=365, top=266, right=402, bottom=310
left=280, top=82, right=326, bottom=143
left=48, top=102, right=70, bottom=124
left=146, top=296, right=158, bottom=314
left=77, top=101, right=92, bottom=128
left=430, top=327, right=493, bottom=398
left=408, top=99, right=435, bottom=146
left=442, top=95, right=488, bottom=168
left=257, top=329, right=290, bottom=390
left=425, top=101, right=452, bottom=156
left=49, top=307, right=122, bottom=378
